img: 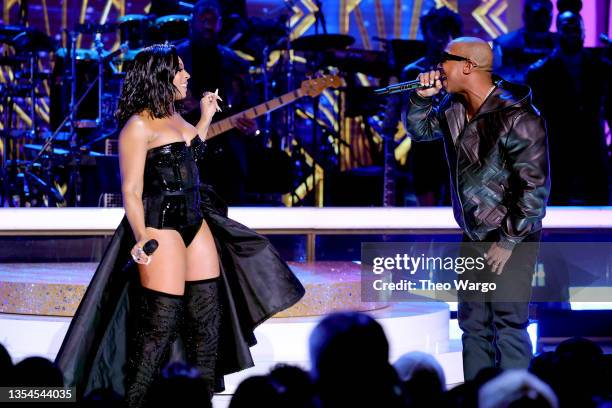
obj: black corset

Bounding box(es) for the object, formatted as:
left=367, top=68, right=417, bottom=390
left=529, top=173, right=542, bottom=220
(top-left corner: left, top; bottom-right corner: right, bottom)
left=142, top=141, right=203, bottom=229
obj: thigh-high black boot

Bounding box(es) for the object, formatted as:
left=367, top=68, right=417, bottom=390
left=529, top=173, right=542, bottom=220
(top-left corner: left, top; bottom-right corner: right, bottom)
left=182, top=277, right=222, bottom=397
left=125, top=286, right=184, bottom=408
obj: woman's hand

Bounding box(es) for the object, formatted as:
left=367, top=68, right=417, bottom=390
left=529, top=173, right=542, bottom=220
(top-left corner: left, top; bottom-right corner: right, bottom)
left=131, top=237, right=154, bottom=265
left=200, top=88, right=222, bottom=120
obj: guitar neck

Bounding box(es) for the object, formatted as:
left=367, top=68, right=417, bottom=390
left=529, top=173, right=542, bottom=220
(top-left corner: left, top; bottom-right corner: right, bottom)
left=207, top=89, right=305, bottom=138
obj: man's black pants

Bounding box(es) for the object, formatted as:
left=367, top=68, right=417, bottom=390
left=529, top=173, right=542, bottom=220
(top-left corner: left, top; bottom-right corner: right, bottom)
left=457, top=230, right=541, bottom=381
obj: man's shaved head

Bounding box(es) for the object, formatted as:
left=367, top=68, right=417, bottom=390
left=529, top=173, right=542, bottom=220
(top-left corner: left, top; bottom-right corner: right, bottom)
left=447, top=37, right=494, bottom=71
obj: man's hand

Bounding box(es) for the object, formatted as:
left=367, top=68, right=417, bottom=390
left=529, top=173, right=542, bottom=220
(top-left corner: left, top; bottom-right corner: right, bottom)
left=235, top=116, right=258, bottom=135
left=485, top=242, right=513, bottom=275
left=416, top=70, right=444, bottom=98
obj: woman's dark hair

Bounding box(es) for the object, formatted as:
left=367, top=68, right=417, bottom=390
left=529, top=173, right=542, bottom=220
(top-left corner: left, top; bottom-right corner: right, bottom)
left=115, top=44, right=180, bottom=124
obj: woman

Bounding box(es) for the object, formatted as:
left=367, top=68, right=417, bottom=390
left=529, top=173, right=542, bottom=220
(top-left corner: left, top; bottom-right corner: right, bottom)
left=54, top=45, right=304, bottom=407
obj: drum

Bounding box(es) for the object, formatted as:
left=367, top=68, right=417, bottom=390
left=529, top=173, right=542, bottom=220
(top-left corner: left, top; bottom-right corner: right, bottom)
left=153, top=14, right=190, bottom=44
left=118, top=14, right=152, bottom=50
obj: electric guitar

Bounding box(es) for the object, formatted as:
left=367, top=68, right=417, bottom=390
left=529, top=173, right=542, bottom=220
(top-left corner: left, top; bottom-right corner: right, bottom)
left=206, top=74, right=343, bottom=139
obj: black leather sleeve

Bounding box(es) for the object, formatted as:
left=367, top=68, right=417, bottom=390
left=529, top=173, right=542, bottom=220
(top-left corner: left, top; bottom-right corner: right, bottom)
left=402, top=92, right=445, bottom=142
left=499, top=110, right=551, bottom=248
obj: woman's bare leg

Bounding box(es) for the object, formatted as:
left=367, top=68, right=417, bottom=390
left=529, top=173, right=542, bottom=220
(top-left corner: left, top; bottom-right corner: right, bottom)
left=138, top=227, right=188, bottom=295
left=185, top=220, right=220, bottom=281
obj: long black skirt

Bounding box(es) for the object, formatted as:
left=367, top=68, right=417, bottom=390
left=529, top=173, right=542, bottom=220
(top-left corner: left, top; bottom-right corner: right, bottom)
left=54, top=187, right=305, bottom=398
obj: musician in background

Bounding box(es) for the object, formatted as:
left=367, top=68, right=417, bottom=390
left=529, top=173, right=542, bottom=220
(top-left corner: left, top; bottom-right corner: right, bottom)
left=383, top=6, right=462, bottom=206
left=176, top=0, right=259, bottom=205
left=150, top=0, right=247, bottom=44
left=526, top=10, right=611, bottom=205
left=492, top=0, right=557, bottom=84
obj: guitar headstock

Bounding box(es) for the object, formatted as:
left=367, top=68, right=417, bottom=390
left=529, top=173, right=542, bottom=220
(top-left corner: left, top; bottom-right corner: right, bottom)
left=300, top=74, right=344, bottom=97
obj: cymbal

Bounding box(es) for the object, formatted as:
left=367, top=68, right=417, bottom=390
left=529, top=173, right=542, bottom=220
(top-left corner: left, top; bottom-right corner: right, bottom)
left=23, top=143, right=105, bottom=157
left=0, top=24, right=26, bottom=43
left=291, top=34, right=355, bottom=52
left=118, top=14, right=151, bottom=25
left=24, top=144, right=69, bottom=155
left=11, top=27, right=56, bottom=52
left=154, top=14, right=190, bottom=27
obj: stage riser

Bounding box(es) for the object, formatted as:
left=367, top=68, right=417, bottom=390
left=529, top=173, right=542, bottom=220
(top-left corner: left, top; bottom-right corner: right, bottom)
left=0, top=304, right=463, bottom=394
left=0, top=262, right=388, bottom=317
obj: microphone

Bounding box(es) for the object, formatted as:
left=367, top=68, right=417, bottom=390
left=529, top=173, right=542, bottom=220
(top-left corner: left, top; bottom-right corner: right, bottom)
left=600, top=33, right=611, bottom=45
left=123, top=239, right=159, bottom=272
left=374, top=78, right=444, bottom=95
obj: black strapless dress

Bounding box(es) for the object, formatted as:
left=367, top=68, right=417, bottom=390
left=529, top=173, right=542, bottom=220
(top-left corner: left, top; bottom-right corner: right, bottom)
left=142, top=141, right=203, bottom=246
left=55, top=137, right=305, bottom=397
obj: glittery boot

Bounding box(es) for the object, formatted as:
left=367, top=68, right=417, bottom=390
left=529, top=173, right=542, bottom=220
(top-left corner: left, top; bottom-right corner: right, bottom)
left=125, top=286, right=183, bottom=408
left=182, top=277, right=222, bottom=398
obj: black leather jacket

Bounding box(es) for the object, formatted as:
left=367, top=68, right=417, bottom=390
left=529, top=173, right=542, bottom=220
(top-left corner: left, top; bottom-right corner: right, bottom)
left=403, top=79, right=550, bottom=248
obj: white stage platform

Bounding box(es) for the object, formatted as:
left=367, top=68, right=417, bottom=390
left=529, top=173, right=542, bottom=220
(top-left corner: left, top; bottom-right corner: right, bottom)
left=0, top=301, right=462, bottom=407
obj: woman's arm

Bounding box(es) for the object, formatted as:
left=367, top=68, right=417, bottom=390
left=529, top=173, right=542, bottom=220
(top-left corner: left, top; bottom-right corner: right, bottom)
left=119, top=116, right=150, bottom=244
left=195, top=89, right=222, bottom=140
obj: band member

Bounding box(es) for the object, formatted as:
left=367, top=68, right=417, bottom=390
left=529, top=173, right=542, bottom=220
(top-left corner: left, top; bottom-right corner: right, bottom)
left=403, top=37, right=550, bottom=380
left=492, top=0, right=557, bottom=84
left=54, top=45, right=305, bottom=406
left=383, top=6, right=463, bottom=206
left=176, top=0, right=258, bottom=205
left=527, top=10, right=611, bottom=205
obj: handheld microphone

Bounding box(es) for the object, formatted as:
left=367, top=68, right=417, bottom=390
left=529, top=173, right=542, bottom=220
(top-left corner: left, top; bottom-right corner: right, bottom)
left=123, top=239, right=159, bottom=272
left=374, top=78, right=445, bottom=96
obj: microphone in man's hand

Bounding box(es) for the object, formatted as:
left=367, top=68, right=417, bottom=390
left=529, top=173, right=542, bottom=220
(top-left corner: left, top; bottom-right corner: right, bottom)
left=123, top=239, right=159, bottom=272
left=374, top=77, right=446, bottom=95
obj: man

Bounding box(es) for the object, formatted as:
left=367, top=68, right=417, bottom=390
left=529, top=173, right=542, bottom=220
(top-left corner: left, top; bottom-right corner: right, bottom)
left=403, top=37, right=550, bottom=380
left=176, top=0, right=259, bottom=205
left=527, top=11, right=611, bottom=205
left=492, top=0, right=557, bottom=84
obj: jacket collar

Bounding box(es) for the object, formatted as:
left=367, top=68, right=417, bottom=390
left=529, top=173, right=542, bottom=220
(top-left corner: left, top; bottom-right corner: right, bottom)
left=444, top=77, right=533, bottom=143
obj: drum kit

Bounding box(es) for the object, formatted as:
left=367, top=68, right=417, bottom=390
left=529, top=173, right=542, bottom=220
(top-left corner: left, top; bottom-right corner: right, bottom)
left=0, top=14, right=194, bottom=207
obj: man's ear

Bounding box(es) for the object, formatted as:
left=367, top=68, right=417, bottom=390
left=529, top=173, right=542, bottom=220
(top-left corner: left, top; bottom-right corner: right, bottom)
left=462, top=61, right=476, bottom=75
